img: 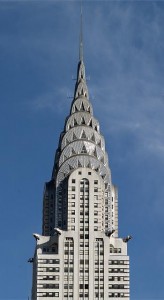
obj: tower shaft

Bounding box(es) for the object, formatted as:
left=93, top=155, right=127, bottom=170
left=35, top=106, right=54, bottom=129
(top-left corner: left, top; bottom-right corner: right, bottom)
left=31, top=21, right=130, bottom=300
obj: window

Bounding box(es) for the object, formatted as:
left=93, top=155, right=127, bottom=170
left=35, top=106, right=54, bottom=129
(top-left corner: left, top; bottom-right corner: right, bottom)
left=81, top=146, right=87, bottom=153
left=78, top=171, right=82, bottom=175
left=94, top=187, right=98, bottom=192
left=88, top=172, right=91, bottom=175
left=72, top=194, right=75, bottom=199
left=94, top=180, right=98, bottom=184
left=72, top=179, right=76, bottom=183
left=72, top=186, right=75, bottom=191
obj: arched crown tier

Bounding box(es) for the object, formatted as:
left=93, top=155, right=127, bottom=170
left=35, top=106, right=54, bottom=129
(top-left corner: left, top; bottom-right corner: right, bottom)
left=52, top=56, right=111, bottom=189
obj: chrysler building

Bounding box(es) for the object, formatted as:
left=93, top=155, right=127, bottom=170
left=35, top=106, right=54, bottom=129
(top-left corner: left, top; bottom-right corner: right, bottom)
left=31, top=15, right=130, bottom=299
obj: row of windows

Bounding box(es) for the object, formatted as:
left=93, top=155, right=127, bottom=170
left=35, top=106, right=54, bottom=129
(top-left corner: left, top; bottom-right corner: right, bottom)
left=109, top=284, right=127, bottom=289
left=79, top=284, right=89, bottom=289
left=109, top=268, right=129, bottom=273
left=37, top=292, right=59, bottom=297
left=64, top=284, right=74, bottom=289
left=109, top=260, right=129, bottom=265
left=71, top=187, right=98, bottom=192
left=39, top=259, right=59, bottom=264
left=72, top=179, right=98, bottom=184
left=39, top=284, right=59, bottom=289
left=94, top=269, right=104, bottom=273
left=95, top=277, right=104, bottom=281
left=95, top=261, right=104, bottom=265
left=38, top=275, right=59, bottom=280
left=64, top=267, right=74, bottom=272
left=79, top=233, right=89, bottom=238
left=95, top=293, right=104, bottom=297
left=42, top=247, right=57, bottom=253
left=110, top=247, right=121, bottom=254
left=109, top=276, right=129, bottom=281
left=39, top=267, right=59, bottom=272
left=64, top=259, right=73, bottom=264
left=64, top=250, right=74, bottom=255
left=64, top=293, right=73, bottom=298
left=109, top=293, right=129, bottom=297
left=78, top=171, right=92, bottom=175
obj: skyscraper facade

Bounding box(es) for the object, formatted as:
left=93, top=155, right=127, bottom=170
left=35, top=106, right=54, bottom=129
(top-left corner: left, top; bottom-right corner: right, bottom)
left=31, top=23, right=130, bottom=300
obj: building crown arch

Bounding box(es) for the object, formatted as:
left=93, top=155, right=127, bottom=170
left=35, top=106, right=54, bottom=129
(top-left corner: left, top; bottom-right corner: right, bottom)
left=70, top=98, right=93, bottom=115
left=56, top=155, right=111, bottom=188
left=65, top=112, right=100, bottom=132
left=58, top=140, right=107, bottom=167
left=60, top=126, right=105, bottom=151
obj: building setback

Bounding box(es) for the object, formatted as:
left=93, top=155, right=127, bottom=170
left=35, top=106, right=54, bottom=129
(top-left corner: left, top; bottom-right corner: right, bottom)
left=31, top=20, right=130, bottom=300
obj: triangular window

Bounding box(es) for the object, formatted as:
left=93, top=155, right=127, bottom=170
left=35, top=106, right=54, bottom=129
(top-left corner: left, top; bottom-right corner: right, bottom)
left=81, top=117, right=85, bottom=125
left=73, top=133, right=77, bottom=141
left=74, top=119, right=78, bottom=126
left=81, top=145, right=87, bottom=154
left=71, top=148, right=76, bottom=155
left=98, top=140, right=101, bottom=147
left=81, top=130, right=87, bottom=139
left=93, top=148, right=97, bottom=157
left=78, top=160, right=82, bottom=167
left=101, top=157, right=104, bottom=164
left=91, top=134, right=95, bottom=142
left=80, top=102, right=85, bottom=111
left=89, top=119, right=92, bottom=127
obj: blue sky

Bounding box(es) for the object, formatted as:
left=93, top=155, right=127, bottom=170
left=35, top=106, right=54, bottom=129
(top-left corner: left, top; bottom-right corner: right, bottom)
left=0, top=1, right=164, bottom=299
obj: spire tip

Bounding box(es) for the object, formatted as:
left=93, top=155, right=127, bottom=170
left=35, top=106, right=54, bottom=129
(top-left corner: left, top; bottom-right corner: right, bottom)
left=79, top=0, right=83, bottom=62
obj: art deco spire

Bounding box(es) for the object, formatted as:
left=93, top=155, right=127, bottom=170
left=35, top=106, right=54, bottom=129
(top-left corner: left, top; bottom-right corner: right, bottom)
left=32, top=8, right=130, bottom=300
left=79, top=5, right=83, bottom=62
left=51, top=14, right=111, bottom=201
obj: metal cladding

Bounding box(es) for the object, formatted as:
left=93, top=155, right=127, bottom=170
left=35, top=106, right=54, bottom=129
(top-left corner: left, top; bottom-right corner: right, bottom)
left=52, top=59, right=111, bottom=189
